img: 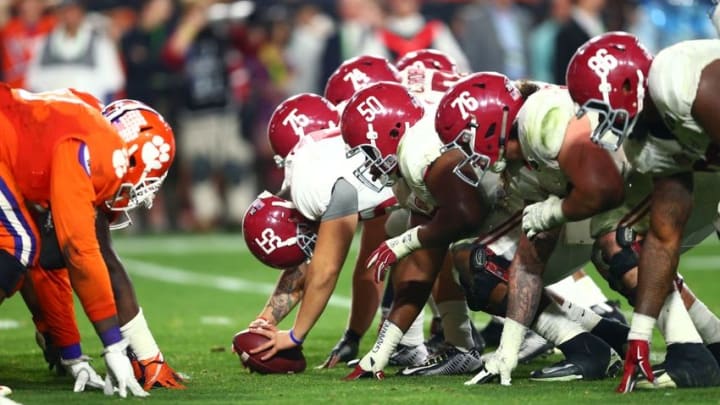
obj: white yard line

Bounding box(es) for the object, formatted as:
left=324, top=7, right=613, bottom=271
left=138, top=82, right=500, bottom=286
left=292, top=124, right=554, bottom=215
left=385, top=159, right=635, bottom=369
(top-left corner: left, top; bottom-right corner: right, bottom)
left=122, top=258, right=352, bottom=309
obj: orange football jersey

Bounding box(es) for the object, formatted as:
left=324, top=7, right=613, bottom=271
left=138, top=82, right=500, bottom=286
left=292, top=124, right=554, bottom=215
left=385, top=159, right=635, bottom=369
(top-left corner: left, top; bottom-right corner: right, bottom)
left=0, top=84, right=127, bottom=321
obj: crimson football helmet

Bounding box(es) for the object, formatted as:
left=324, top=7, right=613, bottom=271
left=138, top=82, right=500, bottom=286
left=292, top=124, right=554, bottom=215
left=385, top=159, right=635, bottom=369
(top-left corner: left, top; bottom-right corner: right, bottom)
left=566, top=32, right=653, bottom=151
left=341, top=81, right=424, bottom=192
left=102, top=99, right=176, bottom=229
left=324, top=55, right=401, bottom=105
left=396, top=49, right=458, bottom=73
left=268, top=93, right=338, bottom=167
left=435, top=72, right=523, bottom=187
left=243, top=191, right=317, bottom=269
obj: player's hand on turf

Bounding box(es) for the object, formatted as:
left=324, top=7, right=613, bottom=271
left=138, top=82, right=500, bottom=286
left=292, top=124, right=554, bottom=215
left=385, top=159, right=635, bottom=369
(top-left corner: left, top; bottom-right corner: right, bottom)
left=249, top=324, right=298, bottom=361
left=616, top=339, right=654, bottom=393
left=465, top=349, right=517, bottom=386
left=61, top=356, right=106, bottom=392
left=35, top=331, right=64, bottom=375
left=521, top=195, right=566, bottom=239
left=102, top=340, right=149, bottom=398
left=366, top=227, right=421, bottom=283
left=318, top=333, right=359, bottom=369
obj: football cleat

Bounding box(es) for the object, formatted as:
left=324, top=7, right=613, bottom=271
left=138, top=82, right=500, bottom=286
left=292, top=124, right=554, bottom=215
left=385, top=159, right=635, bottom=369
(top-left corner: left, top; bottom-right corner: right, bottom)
left=517, top=330, right=554, bottom=364
left=388, top=343, right=429, bottom=367
left=131, top=352, right=186, bottom=390
left=424, top=317, right=444, bottom=355
left=708, top=342, right=720, bottom=367
left=530, top=350, right=622, bottom=382
left=591, top=300, right=628, bottom=326
left=398, top=345, right=483, bottom=376
left=343, top=365, right=385, bottom=381
left=635, top=343, right=720, bottom=389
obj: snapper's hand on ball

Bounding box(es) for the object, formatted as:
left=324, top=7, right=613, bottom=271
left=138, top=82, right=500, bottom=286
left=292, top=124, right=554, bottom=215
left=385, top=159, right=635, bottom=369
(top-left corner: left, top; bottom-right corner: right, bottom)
left=249, top=324, right=299, bottom=361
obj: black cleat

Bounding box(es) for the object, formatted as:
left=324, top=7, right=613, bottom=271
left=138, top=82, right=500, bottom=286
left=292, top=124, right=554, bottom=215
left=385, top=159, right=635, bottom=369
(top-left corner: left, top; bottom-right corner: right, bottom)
left=636, top=343, right=720, bottom=389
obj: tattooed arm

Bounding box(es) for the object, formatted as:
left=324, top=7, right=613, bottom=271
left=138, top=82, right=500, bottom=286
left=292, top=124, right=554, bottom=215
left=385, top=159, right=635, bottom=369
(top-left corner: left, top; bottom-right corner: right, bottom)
left=506, top=229, right=560, bottom=326
left=254, top=264, right=307, bottom=325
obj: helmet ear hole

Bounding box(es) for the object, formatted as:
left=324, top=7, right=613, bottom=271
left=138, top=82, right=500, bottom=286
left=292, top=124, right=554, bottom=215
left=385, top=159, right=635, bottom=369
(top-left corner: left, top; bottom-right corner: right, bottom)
left=484, top=123, right=496, bottom=139
left=129, top=155, right=137, bottom=168
left=622, top=78, right=632, bottom=93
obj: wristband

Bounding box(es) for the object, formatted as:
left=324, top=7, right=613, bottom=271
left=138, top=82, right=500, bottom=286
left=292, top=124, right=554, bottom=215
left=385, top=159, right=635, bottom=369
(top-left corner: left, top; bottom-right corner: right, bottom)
left=60, top=343, right=82, bottom=361
left=289, top=329, right=304, bottom=345
left=99, top=326, right=123, bottom=347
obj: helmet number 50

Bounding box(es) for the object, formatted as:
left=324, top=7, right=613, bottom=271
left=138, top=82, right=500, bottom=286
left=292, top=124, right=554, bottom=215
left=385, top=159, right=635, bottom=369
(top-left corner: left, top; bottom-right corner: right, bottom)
left=356, top=96, right=386, bottom=122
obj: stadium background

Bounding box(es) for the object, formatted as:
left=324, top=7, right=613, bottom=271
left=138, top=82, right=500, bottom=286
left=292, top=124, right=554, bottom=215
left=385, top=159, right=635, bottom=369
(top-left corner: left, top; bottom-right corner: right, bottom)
left=1, top=0, right=720, bottom=403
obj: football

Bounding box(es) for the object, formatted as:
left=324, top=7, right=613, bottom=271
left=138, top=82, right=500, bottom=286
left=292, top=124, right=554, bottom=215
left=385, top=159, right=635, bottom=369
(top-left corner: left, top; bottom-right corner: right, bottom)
left=232, top=330, right=307, bottom=374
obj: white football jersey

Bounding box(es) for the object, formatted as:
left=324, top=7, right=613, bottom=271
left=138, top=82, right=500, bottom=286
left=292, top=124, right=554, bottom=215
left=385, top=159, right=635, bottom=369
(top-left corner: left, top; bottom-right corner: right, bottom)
left=285, top=128, right=396, bottom=221
left=628, top=39, right=720, bottom=176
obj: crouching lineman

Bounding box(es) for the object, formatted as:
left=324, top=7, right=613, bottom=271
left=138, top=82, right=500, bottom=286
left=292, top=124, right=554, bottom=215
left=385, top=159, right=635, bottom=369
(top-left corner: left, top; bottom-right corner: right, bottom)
left=465, top=50, right=720, bottom=389
left=22, top=99, right=184, bottom=392
left=564, top=32, right=720, bottom=391
left=341, top=74, right=622, bottom=381
left=240, top=85, right=428, bottom=367
left=0, top=86, right=148, bottom=397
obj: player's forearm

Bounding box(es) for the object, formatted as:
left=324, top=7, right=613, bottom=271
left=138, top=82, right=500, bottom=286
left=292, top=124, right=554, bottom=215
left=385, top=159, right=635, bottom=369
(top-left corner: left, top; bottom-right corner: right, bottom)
left=260, top=265, right=306, bottom=324
left=562, top=188, right=623, bottom=222
left=633, top=230, right=679, bottom=318
left=506, top=234, right=556, bottom=326
left=292, top=265, right=341, bottom=339
left=417, top=207, right=482, bottom=249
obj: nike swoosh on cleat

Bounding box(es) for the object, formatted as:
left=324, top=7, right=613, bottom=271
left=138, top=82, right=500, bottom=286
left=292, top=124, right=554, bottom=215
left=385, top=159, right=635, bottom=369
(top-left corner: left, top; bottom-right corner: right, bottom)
left=400, top=364, right=437, bottom=375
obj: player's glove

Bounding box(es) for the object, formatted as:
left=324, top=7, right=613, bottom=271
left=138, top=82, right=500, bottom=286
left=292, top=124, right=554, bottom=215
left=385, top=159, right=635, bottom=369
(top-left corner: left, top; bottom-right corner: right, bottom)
left=318, top=329, right=360, bottom=369
left=132, top=352, right=186, bottom=390
left=522, top=195, right=566, bottom=239
left=465, top=319, right=526, bottom=386
left=616, top=339, right=655, bottom=393
left=366, top=227, right=421, bottom=283
left=102, top=339, right=149, bottom=398
left=61, top=355, right=106, bottom=392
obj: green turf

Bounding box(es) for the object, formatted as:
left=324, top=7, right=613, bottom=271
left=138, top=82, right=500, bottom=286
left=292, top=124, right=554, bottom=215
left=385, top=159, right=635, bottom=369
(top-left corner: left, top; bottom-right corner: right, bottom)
left=2, top=234, right=720, bottom=404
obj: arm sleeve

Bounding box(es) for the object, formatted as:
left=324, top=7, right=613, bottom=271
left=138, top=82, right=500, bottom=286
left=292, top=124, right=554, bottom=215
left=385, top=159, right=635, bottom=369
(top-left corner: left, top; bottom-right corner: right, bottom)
left=321, top=178, right=358, bottom=221
left=50, top=139, right=116, bottom=323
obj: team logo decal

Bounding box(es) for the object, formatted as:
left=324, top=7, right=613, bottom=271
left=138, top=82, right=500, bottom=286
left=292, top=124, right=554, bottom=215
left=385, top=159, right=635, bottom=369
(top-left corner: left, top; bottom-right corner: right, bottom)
left=587, top=48, right=618, bottom=103
left=254, top=228, right=297, bottom=254
left=136, top=135, right=172, bottom=171
left=450, top=90, right=479, bottom=120
left=112, top=148, right=129, bottom=179
left=343, top=68, right=371, bottom=90
left=282, top=108, right=311, bottom=137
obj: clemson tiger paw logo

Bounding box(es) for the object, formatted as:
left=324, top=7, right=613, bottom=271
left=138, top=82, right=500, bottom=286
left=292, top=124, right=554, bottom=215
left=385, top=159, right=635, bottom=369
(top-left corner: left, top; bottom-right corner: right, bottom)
left=112, top=149, right=129, bottom=179
left=142, top=136, right=172, bottom=170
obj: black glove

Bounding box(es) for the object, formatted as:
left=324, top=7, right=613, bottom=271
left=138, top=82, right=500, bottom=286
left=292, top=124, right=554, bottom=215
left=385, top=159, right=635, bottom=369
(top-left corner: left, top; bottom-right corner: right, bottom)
left=317, top=329, right=360, bottom=369
left=35, top=330, right=65, bottom=375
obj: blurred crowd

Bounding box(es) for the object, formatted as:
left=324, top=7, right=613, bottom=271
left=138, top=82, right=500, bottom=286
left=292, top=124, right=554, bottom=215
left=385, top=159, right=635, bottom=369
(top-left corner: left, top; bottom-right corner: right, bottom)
left=0, top=0, right=715, bottom=232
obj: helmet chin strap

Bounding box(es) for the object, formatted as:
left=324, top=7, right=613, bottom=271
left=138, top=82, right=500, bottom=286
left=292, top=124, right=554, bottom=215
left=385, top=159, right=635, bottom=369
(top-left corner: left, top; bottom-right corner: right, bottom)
left=491, top=107, right=510, bottom=173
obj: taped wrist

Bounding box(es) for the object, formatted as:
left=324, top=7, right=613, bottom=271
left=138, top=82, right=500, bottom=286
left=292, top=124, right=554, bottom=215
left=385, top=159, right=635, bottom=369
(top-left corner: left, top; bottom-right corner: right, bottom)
left=0, top=249, right=26, bottom=296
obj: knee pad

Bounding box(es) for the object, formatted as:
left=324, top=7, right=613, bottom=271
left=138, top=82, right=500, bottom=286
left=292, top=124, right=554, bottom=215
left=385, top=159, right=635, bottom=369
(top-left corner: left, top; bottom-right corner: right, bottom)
left=462, top=244, right=509, bottom=312
left=191, top=157, right=213, bottom=183
left=0, top=249, right=27, bottom=296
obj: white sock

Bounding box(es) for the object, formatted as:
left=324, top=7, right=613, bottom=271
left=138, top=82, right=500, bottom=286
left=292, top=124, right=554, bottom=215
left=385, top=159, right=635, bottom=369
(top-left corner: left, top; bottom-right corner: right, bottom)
left=572, top=274, right=609, bottom=308
left=559, top=299, right=602, bottom=331
left=657, top=290, right=703, bottom=345
left=628, top=313, right=655, bottom=341
left=120, top=308, right=160, bottom=361
left=533, top=302, right=584, bottom=345
left=437, top=300, right=474, bottom=350
left=359, top=320, right=403, bottom=372
left=545, top=276, right=578, bottom=302
left=399, top=310, right=424, bottom=346
left=688, top=299, right=720, bottom=345
left=428, top=296, right=440, bottom=319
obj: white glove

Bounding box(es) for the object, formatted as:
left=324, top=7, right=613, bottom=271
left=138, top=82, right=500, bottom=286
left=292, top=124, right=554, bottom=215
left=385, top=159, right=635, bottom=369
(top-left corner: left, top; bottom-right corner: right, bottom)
left=61, top=356, right=105, bottom=392
left=521, top=195, right=566, bottom=239
left=102, top=339, right=149, bottom=398
left=465, top=318, right=526, bottom=386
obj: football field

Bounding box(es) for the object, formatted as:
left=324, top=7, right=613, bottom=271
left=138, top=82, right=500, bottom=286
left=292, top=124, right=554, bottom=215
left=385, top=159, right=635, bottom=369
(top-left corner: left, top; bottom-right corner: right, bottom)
left=2, top=233, right=720, bottom=404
